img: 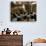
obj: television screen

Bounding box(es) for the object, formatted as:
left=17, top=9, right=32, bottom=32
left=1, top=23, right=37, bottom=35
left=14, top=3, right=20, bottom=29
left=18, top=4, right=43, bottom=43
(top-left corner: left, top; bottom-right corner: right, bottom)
left=10, top=1, right=37, bottom=22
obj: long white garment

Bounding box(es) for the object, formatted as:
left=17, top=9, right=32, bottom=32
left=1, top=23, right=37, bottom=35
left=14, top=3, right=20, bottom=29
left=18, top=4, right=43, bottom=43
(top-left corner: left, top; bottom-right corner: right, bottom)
left=33, top=43, right=46, bottom=46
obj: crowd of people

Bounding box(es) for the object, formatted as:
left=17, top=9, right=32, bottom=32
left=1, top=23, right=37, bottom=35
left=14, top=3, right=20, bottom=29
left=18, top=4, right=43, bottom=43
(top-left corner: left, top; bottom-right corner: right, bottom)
left=11, top=11, right=36, bottom=21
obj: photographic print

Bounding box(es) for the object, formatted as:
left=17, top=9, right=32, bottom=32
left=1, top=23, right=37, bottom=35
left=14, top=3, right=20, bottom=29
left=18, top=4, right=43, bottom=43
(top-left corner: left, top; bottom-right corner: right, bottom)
left=10, top=1, right=37, bottom=22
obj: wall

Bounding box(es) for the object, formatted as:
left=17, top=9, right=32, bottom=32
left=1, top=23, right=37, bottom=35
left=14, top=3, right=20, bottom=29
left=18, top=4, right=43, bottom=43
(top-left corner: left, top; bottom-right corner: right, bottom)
left=0, top=35, right=23, bottom=46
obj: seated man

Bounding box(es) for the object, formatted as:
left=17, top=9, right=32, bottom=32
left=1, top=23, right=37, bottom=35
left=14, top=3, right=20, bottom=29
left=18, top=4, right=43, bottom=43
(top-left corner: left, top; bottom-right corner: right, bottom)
left=6, top=28, right=11, bottom=35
